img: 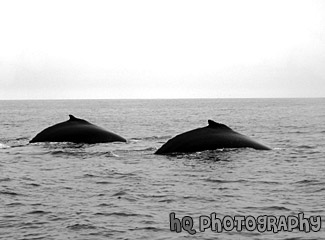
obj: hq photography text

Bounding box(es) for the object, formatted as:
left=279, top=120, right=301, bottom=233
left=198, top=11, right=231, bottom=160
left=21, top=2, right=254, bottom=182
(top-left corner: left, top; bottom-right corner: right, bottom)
left=169, top=212, right=321, bottom=235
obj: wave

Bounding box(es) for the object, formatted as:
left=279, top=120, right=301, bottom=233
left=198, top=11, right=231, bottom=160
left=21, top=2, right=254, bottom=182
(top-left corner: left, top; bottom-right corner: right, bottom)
left=128, top=226, right=164, bottom=232
left=0, top=137, right=31, bottom=148
left=67, top=223, right=97, bottom=230
left=14, top=137, right=30, bottom=141
left=0, top=177, right=11, bottom=182
left=6, top=202, right=24, bottom=207
left=94, top=212, right=151, bottom=218
left=204, top=178, right=248, bottom=184
left=25, top=210, right=52, bottom=215
left=49, top=150, right=119, bottom=158
left=293, top=179, right=323, bottom=185
left=0, top=143, right=10, bottom=149
left=313, top=187, right=325, bottom=193
left=95, top=181, right=114, bottom=185
left=0, top=190, right=21, bottom=196
left=296, top=145, right=315, bottom=149
left=261, top=206, right=292, bottom=211
left=244, top=205, right=292, bottom=211
left=128, top=147, right=157, bottom=152
left=129, top=136, right=171, bottom=141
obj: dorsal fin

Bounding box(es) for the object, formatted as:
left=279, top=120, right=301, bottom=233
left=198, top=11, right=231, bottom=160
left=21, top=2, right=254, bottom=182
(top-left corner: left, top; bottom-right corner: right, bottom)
left=69, top=115, right=80, bottom=121
left=68, top=114, right=90, bottom=124
left=207, top=120, right=232, bottom=130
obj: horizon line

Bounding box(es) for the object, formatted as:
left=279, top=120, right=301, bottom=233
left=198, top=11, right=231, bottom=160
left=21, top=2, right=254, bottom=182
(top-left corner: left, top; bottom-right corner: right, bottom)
left=1, top=97, right=324, bottom=101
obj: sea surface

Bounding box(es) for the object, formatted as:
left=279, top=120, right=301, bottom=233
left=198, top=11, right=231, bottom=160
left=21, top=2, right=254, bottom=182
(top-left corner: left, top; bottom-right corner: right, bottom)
left=0, top=98, right=324, bottom=240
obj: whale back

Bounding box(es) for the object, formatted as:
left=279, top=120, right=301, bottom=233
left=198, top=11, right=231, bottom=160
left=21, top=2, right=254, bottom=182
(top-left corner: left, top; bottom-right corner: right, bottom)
left=30, top=115, right=126, bottom=143
left=155, top=120, right=270, bottom=154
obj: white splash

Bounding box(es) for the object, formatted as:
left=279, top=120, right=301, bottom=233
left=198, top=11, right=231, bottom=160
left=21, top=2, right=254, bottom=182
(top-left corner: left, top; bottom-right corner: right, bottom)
left=0, top=143, right=10, bottom=149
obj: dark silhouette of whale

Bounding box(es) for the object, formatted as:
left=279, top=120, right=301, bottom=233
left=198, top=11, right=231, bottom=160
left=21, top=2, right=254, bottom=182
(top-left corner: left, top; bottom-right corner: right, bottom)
left=30, top=115, right=126, bottom=144
left=155, top=120, right=271, bottom=154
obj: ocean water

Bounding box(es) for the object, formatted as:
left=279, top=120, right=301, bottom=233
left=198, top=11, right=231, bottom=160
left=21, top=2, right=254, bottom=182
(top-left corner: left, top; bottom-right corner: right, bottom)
left=0, top=98, right=324, bottom=240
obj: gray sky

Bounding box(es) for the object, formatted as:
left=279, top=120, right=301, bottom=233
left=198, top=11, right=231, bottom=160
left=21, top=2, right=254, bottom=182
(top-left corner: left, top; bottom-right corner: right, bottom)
left=1, top=0, right=325, bottom=99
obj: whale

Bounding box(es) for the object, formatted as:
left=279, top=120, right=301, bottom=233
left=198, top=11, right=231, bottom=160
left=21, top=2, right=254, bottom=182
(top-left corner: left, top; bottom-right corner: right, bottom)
left=30, top=115, right=126, bottom=144
left=155, top=120, right=271, bottom=154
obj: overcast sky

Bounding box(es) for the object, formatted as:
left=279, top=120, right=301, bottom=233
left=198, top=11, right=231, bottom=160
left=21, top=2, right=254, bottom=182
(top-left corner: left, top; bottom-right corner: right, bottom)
left=1, top=0, right=324, bottom=99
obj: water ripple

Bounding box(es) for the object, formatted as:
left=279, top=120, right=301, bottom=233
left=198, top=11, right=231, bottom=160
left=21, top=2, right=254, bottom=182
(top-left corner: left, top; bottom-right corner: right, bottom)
left=0, top=190, right=21, bottom=196
left=0, top=177, right=11, bottom=182
left=204, top=178, right=247, bottom=183
left=67, top=223, right=97, bottom=230
left=95, top=212, right=151, bottom=218
left=25, top=210, right=52, bottom=215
